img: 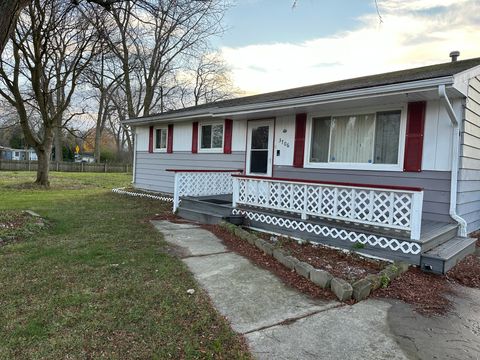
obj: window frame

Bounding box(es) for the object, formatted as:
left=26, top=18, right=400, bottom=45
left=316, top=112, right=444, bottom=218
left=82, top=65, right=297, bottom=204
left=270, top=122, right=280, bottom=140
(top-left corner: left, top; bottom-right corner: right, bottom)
left=198, top=121, right=224, bottom=153
left=153, top=126, right=168, bottom=152
left=304, top=105, right=407, bottom=171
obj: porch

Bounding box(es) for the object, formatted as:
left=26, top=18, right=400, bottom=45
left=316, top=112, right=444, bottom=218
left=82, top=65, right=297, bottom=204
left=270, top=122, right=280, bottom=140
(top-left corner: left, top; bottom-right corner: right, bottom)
left=167, top=169, right=476, bottom=274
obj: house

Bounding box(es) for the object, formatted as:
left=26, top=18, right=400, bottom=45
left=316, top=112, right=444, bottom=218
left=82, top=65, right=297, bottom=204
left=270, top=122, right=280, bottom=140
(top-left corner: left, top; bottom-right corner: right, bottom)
left=0, top=146, right=38, bottom=161
left=124, top=55, right=480, bottom=274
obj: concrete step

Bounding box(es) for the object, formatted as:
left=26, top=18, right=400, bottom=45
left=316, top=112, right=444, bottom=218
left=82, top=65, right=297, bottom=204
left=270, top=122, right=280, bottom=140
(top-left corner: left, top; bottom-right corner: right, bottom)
left=420, top=237, right=477, bottom=274
left=177, top=207, right=225, bottom=225
left=181, top=197, right=233, bottom=217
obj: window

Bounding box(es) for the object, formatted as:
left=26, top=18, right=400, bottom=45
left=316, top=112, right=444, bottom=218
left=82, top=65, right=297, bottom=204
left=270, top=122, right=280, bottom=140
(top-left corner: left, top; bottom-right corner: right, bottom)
left=155, top=127, right=167, bottom=151
left=200, top=123, right=223, bottom=150
left=309, top=110, right=402, bottom=167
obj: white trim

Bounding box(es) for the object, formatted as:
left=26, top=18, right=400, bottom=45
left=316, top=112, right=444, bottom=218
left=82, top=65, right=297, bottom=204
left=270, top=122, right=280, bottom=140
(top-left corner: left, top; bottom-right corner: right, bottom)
left=303, top=104, right=407, bottom=172
left=246, top=119, right=274, bottom=177
left=438, top=85, right=467, bottom=237
left=198, top=120, right=224, bottom=153
left=233, top=209, right=422, bottom=254
left=123, top=77, right=454, bottom=125
left=132, top=129, right=137, bottom=184
left=153, top=126, right=168, bottom=152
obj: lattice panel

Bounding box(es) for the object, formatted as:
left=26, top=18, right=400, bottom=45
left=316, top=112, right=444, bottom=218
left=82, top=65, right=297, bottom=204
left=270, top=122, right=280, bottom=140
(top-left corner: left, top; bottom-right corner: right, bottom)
left=177, top=172, right=239, bottom=197
left=112, top=187, right=173, bottom=202
left=235, top=178, right=419, bottom=234
left=233, top=209, right=421, bottom=255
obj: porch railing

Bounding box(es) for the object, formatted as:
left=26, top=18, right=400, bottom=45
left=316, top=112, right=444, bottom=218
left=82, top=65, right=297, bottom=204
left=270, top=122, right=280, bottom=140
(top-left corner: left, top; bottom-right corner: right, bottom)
left=232, top=175, right=424, bottom=240
left=167, top=169, right=243, bottom=212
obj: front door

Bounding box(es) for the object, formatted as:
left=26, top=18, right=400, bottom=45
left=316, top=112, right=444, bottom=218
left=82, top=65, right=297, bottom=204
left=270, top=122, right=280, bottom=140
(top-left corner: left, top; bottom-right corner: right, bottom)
left=246, top=119, right=274, bottom=177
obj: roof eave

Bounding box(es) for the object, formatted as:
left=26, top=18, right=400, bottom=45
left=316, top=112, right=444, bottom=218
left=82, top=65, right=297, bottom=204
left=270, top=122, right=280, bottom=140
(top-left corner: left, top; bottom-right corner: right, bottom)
left=123, top=76, right=455, bottom=126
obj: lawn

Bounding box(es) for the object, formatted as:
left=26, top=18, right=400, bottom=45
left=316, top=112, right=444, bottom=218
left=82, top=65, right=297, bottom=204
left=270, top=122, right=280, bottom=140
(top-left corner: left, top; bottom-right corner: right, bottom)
left=0, top=171, right=250, bottom=359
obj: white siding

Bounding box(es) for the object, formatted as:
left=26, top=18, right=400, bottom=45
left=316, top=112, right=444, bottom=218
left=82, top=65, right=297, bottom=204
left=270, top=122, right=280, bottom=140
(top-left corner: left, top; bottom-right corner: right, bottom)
left=458, top=76, right=480, bottom=233
left=274, top=115, right=295, bottom=166
left=421, top=99, right=457, bottom=171
left=232, top=120, right=247, bottom=151
left=136, top=126, right=150, bottom=151
left=172, top=121, right=192, bottom=152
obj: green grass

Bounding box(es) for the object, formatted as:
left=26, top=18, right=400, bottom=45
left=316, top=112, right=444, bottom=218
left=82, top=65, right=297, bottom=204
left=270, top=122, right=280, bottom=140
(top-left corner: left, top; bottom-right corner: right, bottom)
left=0, top=171, right=250, bottom=359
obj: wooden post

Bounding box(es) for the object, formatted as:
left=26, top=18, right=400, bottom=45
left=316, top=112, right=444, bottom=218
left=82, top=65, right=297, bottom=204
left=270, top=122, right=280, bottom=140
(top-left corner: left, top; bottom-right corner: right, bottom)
left=410, top=191, right=424, bottom=240
left=173, top=173, right=180, bottom=213
left=56, top=162, right=59, bottom=172
left=232, top=177, right=239, bottom=208
left=81, top=162, right=84, bottom=172
left=104, top=162, right=107, bottom=173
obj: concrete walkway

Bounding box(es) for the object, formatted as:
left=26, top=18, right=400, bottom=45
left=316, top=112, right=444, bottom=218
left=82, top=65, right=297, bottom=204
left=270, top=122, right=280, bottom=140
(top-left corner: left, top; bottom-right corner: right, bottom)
left=152, top=220, right=480, bottom=359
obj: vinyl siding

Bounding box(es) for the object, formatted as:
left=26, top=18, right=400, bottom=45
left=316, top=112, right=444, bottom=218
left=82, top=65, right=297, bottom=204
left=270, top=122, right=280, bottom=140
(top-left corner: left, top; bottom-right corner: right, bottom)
left=458, top=76, right=480, bottom=233
left=273, top=166, right=452, bottom=223
left=134, top=151, right=245, bottom=194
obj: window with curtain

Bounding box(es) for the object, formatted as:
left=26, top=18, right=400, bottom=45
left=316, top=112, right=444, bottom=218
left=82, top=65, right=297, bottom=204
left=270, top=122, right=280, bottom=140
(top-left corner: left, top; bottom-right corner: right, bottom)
left=310, top=110, right=401, bottom=165
left=200, top=123, right=224, bottom=149
left=155, top=128, right=167, bottom=150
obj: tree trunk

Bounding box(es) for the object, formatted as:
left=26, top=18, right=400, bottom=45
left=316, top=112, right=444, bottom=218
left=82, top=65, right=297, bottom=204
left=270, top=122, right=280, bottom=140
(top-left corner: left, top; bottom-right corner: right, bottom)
left=0, top=0, right=30, bottom=56
left=35, top=147, right=51, bottom=186
left=94, top=125, right=102, bottom=163
left=54, top=126, right=62, bottom=162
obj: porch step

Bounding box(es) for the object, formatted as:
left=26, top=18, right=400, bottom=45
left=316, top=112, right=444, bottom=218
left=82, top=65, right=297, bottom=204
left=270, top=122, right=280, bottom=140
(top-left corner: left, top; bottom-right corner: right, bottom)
left=420, top=237, right=477, bottom=274
left=420, top=223, right=459, bottom=252
left=177, top=207, right=225, bottom=225
left=180, top=197, right=233, bottom=217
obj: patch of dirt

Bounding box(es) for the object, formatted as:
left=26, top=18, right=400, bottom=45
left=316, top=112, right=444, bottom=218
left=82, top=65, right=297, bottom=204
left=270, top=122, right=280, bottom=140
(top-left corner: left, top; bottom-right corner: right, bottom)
left=447, top=254, right=480, bottom=289
left=372, top=267, right=455, bottom=316
left=151, top=213, right=193, bottom=223
left=0, top=210, right=47, bottom=246
left=203, top=224, right=336, bottom=301
left=278, top=239, right=386, bottom=282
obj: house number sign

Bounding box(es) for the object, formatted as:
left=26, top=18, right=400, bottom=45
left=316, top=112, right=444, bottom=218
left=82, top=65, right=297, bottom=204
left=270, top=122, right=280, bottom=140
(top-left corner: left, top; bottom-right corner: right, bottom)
left=278, top=129, right=290, bottom=148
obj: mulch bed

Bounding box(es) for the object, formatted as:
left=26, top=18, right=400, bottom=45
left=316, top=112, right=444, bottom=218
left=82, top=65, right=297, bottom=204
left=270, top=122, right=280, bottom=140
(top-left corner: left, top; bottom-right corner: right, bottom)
left=279, top=240, right=385, bottom=282
left=372, top=267, right=455, bottom=316
left=446, top=255, right=480, bottom=288
left=203, top=224, right=337, bottom=301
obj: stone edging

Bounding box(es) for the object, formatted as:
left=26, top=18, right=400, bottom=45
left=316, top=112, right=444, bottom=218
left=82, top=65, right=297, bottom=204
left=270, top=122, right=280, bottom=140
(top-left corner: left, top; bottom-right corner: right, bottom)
left=112, top=187, right=173, bottom=202
left=219, top=221, right=409, bottom=302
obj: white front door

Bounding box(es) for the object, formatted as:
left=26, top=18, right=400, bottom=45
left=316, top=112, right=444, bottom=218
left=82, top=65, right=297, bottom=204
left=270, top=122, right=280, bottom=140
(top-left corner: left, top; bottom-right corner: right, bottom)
left=246, top=119, right=274, bottom=177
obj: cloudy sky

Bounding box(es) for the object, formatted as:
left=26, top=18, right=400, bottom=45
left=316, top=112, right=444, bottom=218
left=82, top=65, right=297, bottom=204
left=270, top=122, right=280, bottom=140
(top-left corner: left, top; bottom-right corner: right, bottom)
left=217, top=0, right=480, bottom=95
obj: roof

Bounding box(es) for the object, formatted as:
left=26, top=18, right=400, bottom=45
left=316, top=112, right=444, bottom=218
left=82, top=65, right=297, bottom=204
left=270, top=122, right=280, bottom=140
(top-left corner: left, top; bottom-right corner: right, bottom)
left=129, top=57, right=480, bottom=123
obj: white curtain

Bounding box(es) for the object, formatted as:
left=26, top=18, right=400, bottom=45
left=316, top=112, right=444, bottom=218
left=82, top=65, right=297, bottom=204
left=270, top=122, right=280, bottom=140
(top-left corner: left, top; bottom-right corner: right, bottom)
left=330, top=114, right=375, bottom=163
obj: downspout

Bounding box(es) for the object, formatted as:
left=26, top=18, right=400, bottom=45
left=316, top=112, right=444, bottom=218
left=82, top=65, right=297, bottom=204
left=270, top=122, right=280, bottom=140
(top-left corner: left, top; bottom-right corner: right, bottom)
left=438, top=85, right=468, bottom=237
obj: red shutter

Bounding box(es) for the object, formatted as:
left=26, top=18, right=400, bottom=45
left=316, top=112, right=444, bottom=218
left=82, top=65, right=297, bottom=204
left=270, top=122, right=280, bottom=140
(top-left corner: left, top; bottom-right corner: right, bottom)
left=167, top=124, right=174, bottom=154
left=192, top=122, right=198, bottom=153
left=403, top=101, right=426, bottom=172
left=148, top=126, right=154, bottom=153
left=293, top=113, right=307, bottom=168
left=224, top=119, right=233, bottom=154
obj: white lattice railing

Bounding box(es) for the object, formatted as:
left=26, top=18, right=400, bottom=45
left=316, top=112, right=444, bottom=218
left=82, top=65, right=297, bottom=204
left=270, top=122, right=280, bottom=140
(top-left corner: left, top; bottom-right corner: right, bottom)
left=167, top=169, right=243, bottom=212
left=232, top=175, right=424, bottom=240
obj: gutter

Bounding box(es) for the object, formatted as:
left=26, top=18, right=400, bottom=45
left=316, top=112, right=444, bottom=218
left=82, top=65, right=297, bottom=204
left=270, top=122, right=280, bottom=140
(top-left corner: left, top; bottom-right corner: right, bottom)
left=438, top=84, right=468, bottom=237
left=123, top=76, right=454, bottom=126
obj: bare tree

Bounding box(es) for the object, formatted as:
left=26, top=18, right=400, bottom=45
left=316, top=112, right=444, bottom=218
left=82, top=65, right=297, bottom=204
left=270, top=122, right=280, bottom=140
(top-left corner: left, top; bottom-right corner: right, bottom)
left=0, top=0, right=123, bottom=56
left=83, top=49, right=123, bottom=162
left=102, top=0, right=228, bottom=118
left=0, top=0, right=99, bottom=185
left=189, top=53, right=239, bottom=106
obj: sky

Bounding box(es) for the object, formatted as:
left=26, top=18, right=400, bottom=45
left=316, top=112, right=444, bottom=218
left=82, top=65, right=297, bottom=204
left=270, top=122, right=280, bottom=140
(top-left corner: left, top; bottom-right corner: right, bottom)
left=216, top=0, right=480, bottom=95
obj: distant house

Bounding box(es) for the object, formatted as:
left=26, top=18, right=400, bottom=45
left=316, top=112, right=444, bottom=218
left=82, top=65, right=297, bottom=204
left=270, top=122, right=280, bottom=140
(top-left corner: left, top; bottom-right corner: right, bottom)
left=124, top=56, right=480, bottom=274
left=0, top=146, right=38, bottom=161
